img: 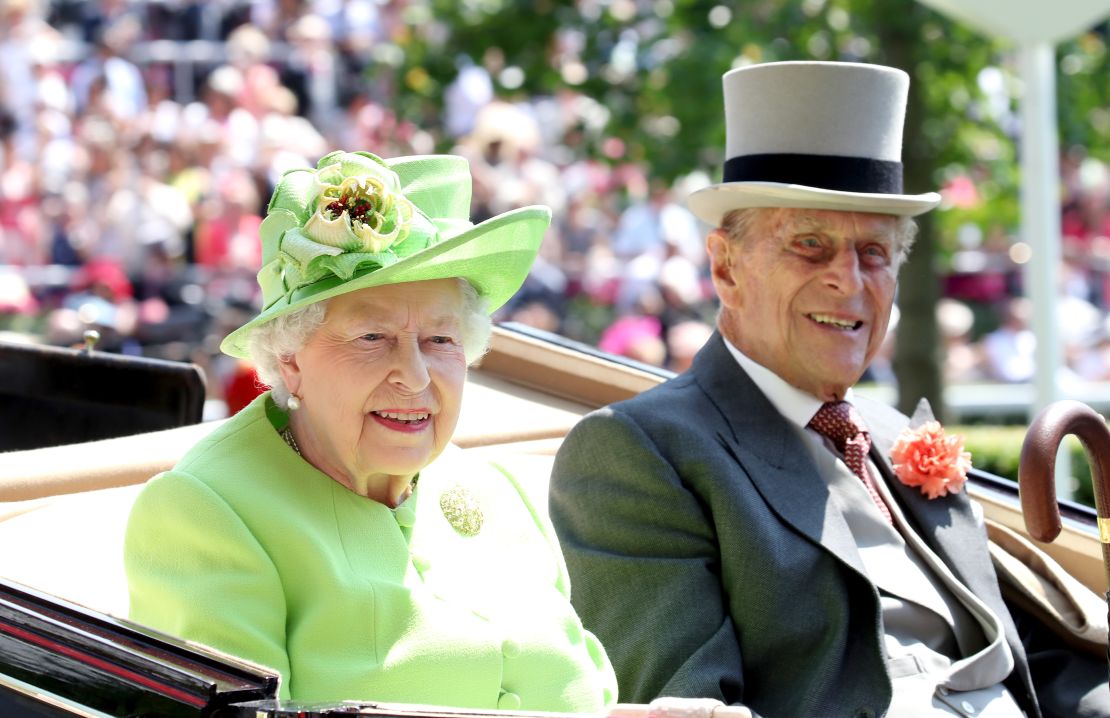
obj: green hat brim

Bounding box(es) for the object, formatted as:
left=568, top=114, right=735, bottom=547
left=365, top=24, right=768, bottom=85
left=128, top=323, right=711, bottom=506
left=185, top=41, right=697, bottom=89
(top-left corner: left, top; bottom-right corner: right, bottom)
left=220, top=205, right=550, bottom=359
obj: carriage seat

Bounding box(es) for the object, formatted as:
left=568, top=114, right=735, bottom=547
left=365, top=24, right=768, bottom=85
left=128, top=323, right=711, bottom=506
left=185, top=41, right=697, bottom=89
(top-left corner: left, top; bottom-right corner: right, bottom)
left=0, top=374, right=585, bottom=619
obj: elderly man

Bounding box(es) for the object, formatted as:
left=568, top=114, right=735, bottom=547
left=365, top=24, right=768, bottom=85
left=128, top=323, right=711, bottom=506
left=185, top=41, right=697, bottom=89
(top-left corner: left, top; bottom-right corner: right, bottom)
left=550, top=61, right=1108, bottom=718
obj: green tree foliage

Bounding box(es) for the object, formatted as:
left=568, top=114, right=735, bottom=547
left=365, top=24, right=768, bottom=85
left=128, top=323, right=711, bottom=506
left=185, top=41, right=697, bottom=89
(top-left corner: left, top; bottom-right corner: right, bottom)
left=387, top=2, right=1106, bottom=185
left=956, top=424, right=1096, bottom=507
left=379, top=0, right=1109, bottom=417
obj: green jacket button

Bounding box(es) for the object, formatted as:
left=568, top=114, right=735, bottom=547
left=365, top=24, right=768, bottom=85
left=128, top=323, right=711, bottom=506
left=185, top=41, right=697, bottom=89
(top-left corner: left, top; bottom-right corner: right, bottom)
left=502, top=638, right=521, bottom=658
left=497, top=692, right=521, bottom=710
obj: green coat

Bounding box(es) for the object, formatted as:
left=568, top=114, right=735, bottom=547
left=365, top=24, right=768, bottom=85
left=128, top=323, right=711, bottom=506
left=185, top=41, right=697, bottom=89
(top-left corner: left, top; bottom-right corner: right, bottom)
left=125, top=393, right=616, bottom=708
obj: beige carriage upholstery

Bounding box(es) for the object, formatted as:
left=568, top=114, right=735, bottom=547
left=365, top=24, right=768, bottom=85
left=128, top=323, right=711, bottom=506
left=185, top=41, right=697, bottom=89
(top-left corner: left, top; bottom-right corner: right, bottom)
left=0, top=328, right=665, bottom=618
left=0, top=377, right=588, bottom=617
left=0, top=327, right=1104, bottom=646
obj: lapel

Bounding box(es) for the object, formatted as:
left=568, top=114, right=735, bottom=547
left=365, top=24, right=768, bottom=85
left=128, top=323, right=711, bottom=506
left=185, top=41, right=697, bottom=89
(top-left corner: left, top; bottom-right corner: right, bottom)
left=682, top=345, right=1039, bottom=713
left=689, top=333, right=868, bottom=578
left=857, top=398, right=1001, bottom=603
left=856, top=396, right=1034, bottom=703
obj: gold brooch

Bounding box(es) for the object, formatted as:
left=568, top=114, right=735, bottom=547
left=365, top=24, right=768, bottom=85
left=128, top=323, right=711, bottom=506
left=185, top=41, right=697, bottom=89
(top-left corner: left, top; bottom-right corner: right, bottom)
left=439, top=484, right=483, bottom=537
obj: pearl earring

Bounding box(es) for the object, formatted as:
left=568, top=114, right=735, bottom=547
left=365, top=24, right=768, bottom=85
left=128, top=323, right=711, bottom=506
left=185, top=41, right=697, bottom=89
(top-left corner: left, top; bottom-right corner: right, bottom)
left=287, top=394, right=301, bottom=411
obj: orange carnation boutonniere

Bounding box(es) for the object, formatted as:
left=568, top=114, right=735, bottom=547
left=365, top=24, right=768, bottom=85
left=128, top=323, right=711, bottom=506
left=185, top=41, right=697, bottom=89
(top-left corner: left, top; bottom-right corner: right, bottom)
left=889, top=421, right=972, bottom=499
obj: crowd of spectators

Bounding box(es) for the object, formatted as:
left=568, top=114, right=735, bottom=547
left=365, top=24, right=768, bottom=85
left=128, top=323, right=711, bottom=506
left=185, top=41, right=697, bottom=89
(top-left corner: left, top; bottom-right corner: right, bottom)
left=1, top=0, right=1108, bottom=417
left=931, top=154, right=1110, bottom=390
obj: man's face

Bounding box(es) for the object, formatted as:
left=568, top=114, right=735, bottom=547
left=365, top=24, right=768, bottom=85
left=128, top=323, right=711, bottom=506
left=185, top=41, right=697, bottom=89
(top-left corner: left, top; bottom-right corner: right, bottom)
left=711, top=208, right=900, bottom=401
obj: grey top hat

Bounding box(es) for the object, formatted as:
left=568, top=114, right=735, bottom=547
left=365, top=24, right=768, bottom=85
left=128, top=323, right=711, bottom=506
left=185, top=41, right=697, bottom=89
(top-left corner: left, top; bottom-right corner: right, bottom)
left=687, top=61, right=941, bottom=226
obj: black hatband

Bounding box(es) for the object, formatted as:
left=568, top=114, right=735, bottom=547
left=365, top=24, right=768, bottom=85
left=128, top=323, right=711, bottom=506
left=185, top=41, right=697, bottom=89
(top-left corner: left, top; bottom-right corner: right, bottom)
left=723, top=153, right=903, bottom=194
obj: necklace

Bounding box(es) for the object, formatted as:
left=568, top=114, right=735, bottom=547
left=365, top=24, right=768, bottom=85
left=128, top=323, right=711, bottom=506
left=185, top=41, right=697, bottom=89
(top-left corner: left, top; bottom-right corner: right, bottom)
left=281, top=426, right=301, bottom=456
left=279, top=426, right=421, bottom=498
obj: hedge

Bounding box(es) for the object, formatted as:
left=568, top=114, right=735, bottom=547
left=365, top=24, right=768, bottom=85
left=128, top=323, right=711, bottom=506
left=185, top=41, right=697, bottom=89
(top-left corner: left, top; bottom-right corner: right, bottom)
left=951, top=425, right=1095, bottom=508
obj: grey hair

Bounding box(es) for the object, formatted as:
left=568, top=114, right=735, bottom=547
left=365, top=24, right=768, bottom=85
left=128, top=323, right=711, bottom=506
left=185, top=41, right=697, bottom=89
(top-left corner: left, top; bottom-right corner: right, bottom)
left=720, top=207, right=918, bottom=270
left=247, top=278, right=492, bottom=408
left=248, top=301, right=328, bottom=408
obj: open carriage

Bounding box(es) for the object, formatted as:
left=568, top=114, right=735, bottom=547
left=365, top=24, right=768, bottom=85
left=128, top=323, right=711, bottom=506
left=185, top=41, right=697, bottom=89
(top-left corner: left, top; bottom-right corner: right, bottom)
left=0, top=325, right=1104, bottom=717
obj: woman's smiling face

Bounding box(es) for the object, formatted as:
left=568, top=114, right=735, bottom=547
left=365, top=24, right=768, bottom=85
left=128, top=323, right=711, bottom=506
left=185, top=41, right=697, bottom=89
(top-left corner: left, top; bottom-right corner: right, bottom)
left=278, top=279, right=468, bottom=506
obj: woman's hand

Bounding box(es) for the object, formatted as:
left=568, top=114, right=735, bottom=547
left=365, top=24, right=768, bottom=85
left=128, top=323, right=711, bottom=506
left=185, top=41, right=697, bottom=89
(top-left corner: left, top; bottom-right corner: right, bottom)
left=608, top=696, right=752, bottom=718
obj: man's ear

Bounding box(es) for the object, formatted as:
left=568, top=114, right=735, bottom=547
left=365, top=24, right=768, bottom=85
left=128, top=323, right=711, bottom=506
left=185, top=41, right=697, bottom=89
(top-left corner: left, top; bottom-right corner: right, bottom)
left=707, top=229, right=742, bottom=309
left=276, top=352, right=303, bottom=398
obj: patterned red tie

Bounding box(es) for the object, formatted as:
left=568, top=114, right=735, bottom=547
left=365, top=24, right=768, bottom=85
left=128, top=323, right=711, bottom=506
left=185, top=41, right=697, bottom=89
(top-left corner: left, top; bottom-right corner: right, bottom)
left=808, top=401, right=894, bottom=524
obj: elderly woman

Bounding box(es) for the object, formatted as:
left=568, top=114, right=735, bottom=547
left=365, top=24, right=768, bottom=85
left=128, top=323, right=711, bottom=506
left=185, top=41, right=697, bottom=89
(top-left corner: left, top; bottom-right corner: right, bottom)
left=124, top=151, right=616, bottom=709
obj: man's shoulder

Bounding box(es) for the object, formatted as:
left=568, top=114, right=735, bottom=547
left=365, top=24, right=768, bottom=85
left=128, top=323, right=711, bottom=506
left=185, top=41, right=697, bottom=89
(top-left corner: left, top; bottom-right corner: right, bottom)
left=559, top=370, right=728, bottom=458
left=602, top=370, right=710, bottom=422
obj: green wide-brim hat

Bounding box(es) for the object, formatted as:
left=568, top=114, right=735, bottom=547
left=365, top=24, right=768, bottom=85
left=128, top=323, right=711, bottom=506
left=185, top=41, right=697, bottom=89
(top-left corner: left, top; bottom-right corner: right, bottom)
left=221, top=151, right=550, bottom=358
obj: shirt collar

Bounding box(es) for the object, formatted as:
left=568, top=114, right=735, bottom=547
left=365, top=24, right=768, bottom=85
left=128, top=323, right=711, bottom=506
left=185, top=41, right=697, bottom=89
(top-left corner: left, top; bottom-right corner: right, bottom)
left=720, top=334, right=854, bottom=430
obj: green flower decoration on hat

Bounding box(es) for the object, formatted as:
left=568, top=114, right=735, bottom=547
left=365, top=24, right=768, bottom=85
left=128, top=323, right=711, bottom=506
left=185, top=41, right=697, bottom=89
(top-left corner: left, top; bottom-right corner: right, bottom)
left=220, top=150, right=551, bottom=359
left=258, top=152, right=438, bottom=309
left=306, top=163, right=415, bottom=253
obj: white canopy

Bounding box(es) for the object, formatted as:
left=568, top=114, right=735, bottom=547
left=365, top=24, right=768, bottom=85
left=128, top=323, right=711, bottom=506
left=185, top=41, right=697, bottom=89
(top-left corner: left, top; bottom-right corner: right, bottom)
left=917, top=0, right=1110, bottom=45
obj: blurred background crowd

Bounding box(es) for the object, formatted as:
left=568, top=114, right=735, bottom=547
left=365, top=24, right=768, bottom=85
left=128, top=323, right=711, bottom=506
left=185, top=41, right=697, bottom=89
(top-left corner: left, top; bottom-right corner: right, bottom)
left=0, top=0, right=1108, bottom=420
